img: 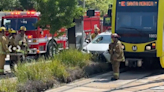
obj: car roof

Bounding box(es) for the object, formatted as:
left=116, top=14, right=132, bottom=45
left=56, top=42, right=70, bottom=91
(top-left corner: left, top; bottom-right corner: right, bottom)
left=98, top=31, right=111, bottom=36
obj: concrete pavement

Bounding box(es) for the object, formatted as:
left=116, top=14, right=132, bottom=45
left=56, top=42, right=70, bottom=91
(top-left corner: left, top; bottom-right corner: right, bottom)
left=46, top=69, right=164, bottom=92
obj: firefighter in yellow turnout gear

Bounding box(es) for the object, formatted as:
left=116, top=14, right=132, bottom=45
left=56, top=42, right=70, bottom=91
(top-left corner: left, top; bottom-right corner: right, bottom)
left=91, top=27, right=100, bottom=40
left=14, top=26, right=29, bottom=62
left=0, top=27, right=9, bottom=75
left=8, top=28, right=14, bottom=38
left=8, top=30, right=17, bottom=70
left=109, top=33, right=125, bottom=81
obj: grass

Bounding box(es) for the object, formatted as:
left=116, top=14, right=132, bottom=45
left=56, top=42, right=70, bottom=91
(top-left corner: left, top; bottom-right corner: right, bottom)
left=0, top=49, right=92, bottom=91
left=0, top=79, right=18, bottom=92
left=54, top=49, right=91, bottom=68
left=15, top=59, right=54, bottom=83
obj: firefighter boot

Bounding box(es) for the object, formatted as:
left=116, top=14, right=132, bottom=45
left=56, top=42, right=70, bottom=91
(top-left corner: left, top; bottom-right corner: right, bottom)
left=111, top=73, right=119, bottom=81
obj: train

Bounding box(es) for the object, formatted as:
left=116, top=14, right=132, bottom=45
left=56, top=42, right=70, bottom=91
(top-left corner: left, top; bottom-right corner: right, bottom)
left=112, top=0, right=164, bottom=68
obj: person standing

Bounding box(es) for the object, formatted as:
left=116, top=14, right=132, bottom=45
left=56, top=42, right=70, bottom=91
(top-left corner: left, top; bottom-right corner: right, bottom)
left=8, top=28, right=14, bottom=38
left=14, top=26, right=29, bottom=62
left=8, top=30, right=17, bottom=71
left=91, top=27, right=100, bottom=40
left=108, top=33, right=125, bottom=81
left=0, top=27, right=9, bottom=75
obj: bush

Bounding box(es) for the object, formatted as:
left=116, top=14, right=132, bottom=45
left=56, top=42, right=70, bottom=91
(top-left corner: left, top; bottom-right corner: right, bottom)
left=55, top=49, right=91, bottom=68
left=48, top=60, right=68, bottom=80
left=0, top=79, right=18, bottom=92
left=15, top=59, right=54, bottom=83
left=0, top=49, right=110, bottom=92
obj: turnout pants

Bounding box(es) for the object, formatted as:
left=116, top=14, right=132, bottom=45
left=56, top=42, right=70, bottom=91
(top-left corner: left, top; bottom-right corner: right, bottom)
left=0, top=54, right=6, bottom=74
left=10, top=55, right=18, bottom=70
left=111, top=61, right=120, bottom=79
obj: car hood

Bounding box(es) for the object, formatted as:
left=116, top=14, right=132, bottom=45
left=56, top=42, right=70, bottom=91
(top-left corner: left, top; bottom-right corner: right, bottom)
left=83, top=43, right=109, bottom=52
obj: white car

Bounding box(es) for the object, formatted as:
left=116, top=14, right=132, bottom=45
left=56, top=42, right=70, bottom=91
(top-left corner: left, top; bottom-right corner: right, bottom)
left=82, top=31, right=111, bottom=62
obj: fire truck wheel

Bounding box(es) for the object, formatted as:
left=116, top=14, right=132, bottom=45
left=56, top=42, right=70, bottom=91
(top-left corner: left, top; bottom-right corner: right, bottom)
left=46, top=40, right=57, bottom=58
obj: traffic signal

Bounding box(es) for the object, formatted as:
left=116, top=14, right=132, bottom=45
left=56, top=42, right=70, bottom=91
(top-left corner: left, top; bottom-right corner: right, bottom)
left=108, top=4, right=112, bottom=17
left=87, top=10, right=95, bottom=17
left=108, top=9, right=112, bottom=17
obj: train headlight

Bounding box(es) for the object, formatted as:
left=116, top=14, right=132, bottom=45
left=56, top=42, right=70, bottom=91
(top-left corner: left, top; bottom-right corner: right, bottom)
left=146, top=46, right=151, bottom=50
left=145, top=42, right=156, bottom=51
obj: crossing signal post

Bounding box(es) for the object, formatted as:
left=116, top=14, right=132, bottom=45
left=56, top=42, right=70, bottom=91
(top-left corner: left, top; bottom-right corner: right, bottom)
left=108, top=4, right=112, bottom=30
left=67, top=17, right=84, bottom=49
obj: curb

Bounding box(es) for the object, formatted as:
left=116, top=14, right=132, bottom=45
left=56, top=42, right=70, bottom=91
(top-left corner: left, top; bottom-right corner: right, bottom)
left=45, top=68, right=128, bottom=92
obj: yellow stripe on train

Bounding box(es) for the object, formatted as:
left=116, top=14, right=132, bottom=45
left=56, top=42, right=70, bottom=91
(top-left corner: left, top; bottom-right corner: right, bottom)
left=122, top=41, right=156, bottom=52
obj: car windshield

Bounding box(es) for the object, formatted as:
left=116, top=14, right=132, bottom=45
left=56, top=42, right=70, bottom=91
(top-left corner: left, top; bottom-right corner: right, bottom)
left=92, top=35, right=111, bottom=44
left=2, top=18, right=38, bottom=30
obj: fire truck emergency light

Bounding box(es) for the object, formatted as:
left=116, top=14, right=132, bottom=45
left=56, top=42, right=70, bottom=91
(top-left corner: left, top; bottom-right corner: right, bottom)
left=11, top=12, right=20, bottom=15
left=10, top=11, right=36, bottom=15
left=27, top=11, right=36, bottom=15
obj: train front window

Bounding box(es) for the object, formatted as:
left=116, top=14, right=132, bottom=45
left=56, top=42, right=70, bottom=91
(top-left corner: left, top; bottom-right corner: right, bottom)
left=115, top=0, right=158, bottom=43
left=2, top=18, right=38, bottom=30
left=116, top=12, right=157, bottom=31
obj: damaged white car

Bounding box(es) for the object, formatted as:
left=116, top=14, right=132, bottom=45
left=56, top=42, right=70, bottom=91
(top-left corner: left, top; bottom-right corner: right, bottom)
left=82, top=31, right=111, bottom=62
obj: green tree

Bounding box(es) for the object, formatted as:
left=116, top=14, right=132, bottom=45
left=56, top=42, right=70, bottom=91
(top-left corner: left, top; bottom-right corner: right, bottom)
left=0, top=0, right=15, bottom=11
left=19, top=0, right=36, bottom=10
left=0, top=0, right=23, bottom=11
left=35, top=0, right=83, bottom=35
left=85, top=0, right=113, bottom=16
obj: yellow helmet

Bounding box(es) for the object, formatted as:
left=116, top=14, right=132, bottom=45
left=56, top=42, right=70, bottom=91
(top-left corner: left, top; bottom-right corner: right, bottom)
left=8, top=28, right=13, bottom=33
left=11, top=30, right=17, bottom=34
left=94, top=27, right=100, bottom=32
left=0, top=27, right=6, bottom=32
left=20, top=26, right=26, bottom=31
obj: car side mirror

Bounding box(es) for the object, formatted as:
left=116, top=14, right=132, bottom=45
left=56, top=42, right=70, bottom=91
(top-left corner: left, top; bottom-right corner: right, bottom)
left=85, top=39, right=90, bottom=44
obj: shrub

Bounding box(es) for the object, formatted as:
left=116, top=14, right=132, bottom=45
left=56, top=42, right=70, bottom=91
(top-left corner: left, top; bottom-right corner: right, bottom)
left=55, top=49, right=91, bottom=68
left=15, top=58, right=54, bottom=83
left=48, top=60, right=68, bottom=80
left=0, top=79, right=18, bottom=92
left=15, top=58, right=68, bottom=82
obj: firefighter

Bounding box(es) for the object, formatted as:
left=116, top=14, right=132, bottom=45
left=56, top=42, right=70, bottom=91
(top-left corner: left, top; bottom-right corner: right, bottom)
left=14, top=26, right=29, bottom=62
left=0, top=27, right=9, bottom=75
left=8, top=28, right=13, bottom=38
left=8, top=30, right=17, bottom=71
left=108, top=33, right=125, bottom=81
left=1, top=27, right=9, bottom=44
left=91, top=27, right=100, bottom=40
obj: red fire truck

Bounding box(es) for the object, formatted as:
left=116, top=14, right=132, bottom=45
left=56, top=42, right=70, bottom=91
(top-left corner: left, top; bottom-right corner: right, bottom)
left=1, top=11, right=67, bottom=58
left=83, top=10, right=102, bottom=35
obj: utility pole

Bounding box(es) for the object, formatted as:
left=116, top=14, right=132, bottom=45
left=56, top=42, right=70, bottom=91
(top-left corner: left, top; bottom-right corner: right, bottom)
left=79, top=0, right=85, bottom=50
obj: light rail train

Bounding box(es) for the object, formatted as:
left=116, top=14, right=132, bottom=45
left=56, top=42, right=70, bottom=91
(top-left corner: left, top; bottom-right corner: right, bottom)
left=112, top=0, right=164, bottom=68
